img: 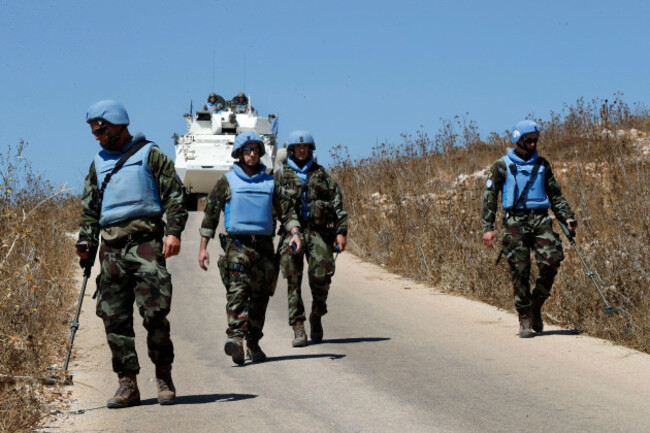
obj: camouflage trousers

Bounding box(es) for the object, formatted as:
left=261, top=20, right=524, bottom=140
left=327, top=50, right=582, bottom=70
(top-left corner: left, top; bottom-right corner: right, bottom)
left=96, top=237, right=174, bottom=375
left=502, top=212, right=565, bottom=311
left=279, top=230, right=335, bottom=326
left=218, top=235, right=278, bottom=341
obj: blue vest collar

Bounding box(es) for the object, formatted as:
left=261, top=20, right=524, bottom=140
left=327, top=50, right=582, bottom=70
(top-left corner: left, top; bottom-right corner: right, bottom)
left=288, top=156, right=314, bottom=174
left=507, top=148, right=538, bottom=165
left=287, top=156, right=314, bottom=185
left=232, top=162, right=268, bottom=182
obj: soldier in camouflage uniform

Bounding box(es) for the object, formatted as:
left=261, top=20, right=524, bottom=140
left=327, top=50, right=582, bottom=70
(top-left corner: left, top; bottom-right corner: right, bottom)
left=198, top=131, right=301, bottom=364
left=481, top=120, right=577, bottom=338
left=75, top=101, right=188, bottom=408
left=275, top=131, right=348, bottom=347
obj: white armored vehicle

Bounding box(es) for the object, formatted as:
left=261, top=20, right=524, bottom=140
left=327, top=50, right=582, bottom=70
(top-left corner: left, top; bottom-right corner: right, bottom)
left=174, top=93, right=278, bottom=210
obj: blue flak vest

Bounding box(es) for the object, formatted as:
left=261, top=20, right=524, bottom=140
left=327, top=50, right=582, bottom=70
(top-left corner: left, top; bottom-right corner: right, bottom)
left=224, top=164, right=274, bottom=235
left=501, top=149, right=550, bottom=210
left=95, top=139, right=162, bottom=227
left=285, top=156, right=314, bottom=220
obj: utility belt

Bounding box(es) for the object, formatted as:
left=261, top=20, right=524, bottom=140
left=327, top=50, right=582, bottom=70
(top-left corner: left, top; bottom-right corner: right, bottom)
left=505, top=208, right=549, bottom=218
left=219, top=232, right=272, bottom=249
left=102, top=229, right=164, bottom=248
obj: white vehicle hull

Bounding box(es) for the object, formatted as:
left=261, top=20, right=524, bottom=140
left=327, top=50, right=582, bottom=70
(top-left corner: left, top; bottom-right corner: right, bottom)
left=174, top=98, right=277, bottom=200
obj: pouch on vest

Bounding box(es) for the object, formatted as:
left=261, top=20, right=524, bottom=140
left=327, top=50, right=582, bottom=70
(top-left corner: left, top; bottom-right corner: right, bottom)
left=310, top=200, right=334, bottom=226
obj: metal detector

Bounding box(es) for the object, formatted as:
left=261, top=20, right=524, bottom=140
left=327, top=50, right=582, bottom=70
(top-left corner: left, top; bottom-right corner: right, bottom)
left=558, top=221, right=620, bottom=314
left=52, top=242, right=96, bottom=385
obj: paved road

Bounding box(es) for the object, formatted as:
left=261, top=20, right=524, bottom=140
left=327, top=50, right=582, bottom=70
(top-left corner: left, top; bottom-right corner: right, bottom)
left=54, top=212, right=650, bottom=433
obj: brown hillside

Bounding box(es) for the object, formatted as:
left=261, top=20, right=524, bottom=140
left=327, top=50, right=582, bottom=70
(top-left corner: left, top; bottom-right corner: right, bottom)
left=332, top=95, right=650, bottom=354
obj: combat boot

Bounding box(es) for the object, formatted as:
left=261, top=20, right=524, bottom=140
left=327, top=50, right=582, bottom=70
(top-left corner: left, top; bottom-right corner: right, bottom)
left=530, top=297, right=546, bottom=333
left=309, top=312, right=323, bottom=344
left=155, top=364, right=176, bottom=405
left=246, top=340, right=267, bottom=362
left=292, top=321, right=308, bottom=347
left=107, top=372, right=141, bottom=409
left=224, top=337, right=245, bottom=365
left=518, top=309, right=535, bottom=338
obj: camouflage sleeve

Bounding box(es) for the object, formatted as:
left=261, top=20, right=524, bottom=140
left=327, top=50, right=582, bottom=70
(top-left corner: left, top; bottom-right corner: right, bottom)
left=330, top=178, right=348, bottom=236
left=544, top=160, right=575, bottom=223
left=481, top=159, right=506, bottom=233
left=273, top=177, right=300, bottom=233
left=149, top=147, right=188, bottom=238
left=78, top=161, right=100, bottom=247
left=200, top=175, right=230, bottom=238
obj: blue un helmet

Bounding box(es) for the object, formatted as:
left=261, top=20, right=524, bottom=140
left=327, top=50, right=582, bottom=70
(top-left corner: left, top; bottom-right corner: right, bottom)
left=510, top=120, right=540, bottom=144
left=232, top=131, right=265, bottom=158
left=286, top=130, right=316, bottom=152
left=86, top=100, right=130, bottom=125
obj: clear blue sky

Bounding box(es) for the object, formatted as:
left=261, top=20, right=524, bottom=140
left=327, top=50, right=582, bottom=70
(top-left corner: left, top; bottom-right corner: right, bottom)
left=1, top=0, right=649, bottom=192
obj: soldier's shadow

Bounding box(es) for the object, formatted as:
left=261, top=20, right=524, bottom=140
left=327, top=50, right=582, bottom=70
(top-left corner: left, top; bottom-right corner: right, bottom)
left=535, top=329, right=581, bottom=336
left=238, top=353, right=346, bottom=366
left=140, top=393, right=257, bottom=405
left=321, top=337, right=391, bottom=344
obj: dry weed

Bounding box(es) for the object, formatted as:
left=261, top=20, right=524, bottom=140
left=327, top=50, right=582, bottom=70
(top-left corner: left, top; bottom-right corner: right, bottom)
left=0, top=141, right=79, bottom=432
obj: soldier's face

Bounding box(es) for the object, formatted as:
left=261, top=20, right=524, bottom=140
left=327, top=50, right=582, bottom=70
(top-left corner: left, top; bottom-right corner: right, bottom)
left=293, top=143, right=310, bottom=162
left=90, top=121, right=122, bottom=150
left=518, top=132, right=539, bottom=152
left=241, top=144, right=261, bottom=166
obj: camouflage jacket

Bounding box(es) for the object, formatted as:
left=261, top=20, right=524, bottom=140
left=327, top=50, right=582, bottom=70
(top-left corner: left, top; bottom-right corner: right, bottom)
left=274, top=162, right=348, bottom=236
left=200, top=165, right=300, bottom=239
left=481, top=155, right=574, bottom=233
left=78, top=142, right=188, bottom=246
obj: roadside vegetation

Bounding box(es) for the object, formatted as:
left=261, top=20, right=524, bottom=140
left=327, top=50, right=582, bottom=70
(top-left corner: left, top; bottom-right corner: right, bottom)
left=333, top=95, right=650, bottom=354
left=0, top=142, right=79, bottom=432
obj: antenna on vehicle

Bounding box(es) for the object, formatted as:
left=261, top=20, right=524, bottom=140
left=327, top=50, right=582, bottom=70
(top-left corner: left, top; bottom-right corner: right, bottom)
left=212, top=51, right=216, bottom=90
left=243, top=54, right=247, bottom=92
left=190, top=100, right=193, bottom=117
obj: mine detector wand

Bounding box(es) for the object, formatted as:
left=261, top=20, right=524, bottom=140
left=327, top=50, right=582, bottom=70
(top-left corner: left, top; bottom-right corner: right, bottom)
left=59, top=242, right=97, bottom=384
left=558, top=221, right=621, bottom=314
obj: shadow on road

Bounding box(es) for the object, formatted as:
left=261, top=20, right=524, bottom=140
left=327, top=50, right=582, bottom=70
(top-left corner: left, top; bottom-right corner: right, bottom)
left=238, top=353, right=346, bottom=366
left=140, top=393, right=257, bottom=406
left=536, top=329, right=581, bottom=336
left=320, top=337, right=391, bottom=344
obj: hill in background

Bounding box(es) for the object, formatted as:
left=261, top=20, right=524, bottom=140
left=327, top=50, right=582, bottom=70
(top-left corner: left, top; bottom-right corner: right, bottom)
left=333, top=95, right=649, bottom=354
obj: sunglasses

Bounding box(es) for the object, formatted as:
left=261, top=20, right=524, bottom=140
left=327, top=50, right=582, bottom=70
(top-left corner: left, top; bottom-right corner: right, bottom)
left=92, top=125, right=108, bottom=137
left=242, top=147, right=260, bottom=155
left=522, top=136, right=538, bottom=145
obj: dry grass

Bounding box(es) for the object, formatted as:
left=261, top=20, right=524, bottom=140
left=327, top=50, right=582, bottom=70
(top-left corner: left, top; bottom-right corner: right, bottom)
left=332, top=95, right=650, bottom=354
left=0, top=141, right=79, bottom=432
